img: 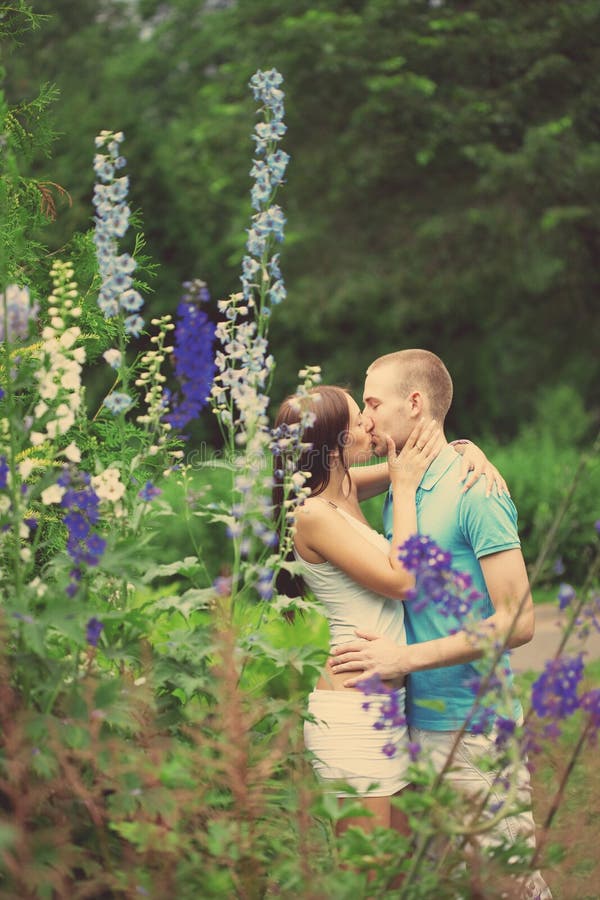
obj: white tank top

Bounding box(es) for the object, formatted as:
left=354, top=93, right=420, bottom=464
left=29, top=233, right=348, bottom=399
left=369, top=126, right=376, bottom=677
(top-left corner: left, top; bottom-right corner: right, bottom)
left=293, top=501, right=406, bottom=651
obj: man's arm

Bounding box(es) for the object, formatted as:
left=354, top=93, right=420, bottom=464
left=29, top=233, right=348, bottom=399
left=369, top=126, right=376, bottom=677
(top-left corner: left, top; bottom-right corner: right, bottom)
left=329, top=548, right=534, bottom=685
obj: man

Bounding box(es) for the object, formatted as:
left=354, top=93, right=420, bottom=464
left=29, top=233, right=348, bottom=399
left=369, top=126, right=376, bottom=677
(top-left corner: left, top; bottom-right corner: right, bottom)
left=330, top=349, right=551, bottom=899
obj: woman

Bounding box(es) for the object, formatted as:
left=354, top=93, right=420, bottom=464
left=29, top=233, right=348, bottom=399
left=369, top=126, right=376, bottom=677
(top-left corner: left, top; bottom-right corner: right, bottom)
left=273, top=385, right=504, bottom=837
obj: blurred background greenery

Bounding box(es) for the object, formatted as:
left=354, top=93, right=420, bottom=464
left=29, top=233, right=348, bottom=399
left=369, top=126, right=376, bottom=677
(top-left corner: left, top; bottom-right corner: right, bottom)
left=2, top=0, right=599, bottom=582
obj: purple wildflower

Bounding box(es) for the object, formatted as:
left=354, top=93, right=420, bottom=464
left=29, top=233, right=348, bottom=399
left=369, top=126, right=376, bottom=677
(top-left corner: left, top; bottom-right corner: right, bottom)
left=382, top=742, right=397, bottom=758
left=85, top=533, right=107, bottom=565
left=138, top=481, right=162, bottom=503
left=467, top=705, right=496, bottom=735
left=595, top=520, right=600, bottom=536
left=558, top=583, right=576, bottom=610
left=581, top=689, right=600, bottom=741
left=86, top=617, right=104, bottom=647
left=531, top=654, right=584, bottom=720
left=407, top=740, right=421, bottom=762
left=63, top=510, right=90, bottom=541
left=257, top=567, right=274, bottom=601
left=398, top=534, right=481, bottom=619
left=60, top=469, right=105, bottom=595
left=0, top=455, right=8, bottom=490
left=213, top=574, right=233, bottom=597
left=356, top=673, right=390, bottom=696
left=165, top=280, right=215, bottom=431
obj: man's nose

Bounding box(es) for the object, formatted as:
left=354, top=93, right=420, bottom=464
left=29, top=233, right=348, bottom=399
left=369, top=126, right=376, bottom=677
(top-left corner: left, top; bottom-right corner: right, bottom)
left=363, top=411, right=374, bottom=433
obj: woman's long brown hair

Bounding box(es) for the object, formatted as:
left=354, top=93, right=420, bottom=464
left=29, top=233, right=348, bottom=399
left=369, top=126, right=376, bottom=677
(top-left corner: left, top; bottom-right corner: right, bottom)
left=272, top=386, right=351, bottom=599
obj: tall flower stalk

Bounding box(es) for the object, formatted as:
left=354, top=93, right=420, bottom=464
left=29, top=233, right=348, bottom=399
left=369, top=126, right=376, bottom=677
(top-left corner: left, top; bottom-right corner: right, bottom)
left=93, top=129, right=143, bottom=415
left=210, top=69, right=290, bottom=612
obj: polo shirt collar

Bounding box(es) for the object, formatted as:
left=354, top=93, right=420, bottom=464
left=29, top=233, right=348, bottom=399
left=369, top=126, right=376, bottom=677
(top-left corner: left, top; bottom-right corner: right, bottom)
left=419, top=443, right=457, bottom=492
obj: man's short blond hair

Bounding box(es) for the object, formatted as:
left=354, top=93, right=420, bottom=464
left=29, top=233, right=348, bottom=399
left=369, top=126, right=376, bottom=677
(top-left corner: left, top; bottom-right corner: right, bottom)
left=367, top=349, right=453, bottom=421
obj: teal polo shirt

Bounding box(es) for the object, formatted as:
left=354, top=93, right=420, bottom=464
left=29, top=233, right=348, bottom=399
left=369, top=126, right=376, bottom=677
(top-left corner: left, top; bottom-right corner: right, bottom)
left=383, top=444, right=522, bottom=730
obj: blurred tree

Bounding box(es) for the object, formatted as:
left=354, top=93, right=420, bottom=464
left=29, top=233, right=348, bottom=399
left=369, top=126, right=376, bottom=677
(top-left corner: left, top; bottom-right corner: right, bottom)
left=4, top=0, right=599, bottom=439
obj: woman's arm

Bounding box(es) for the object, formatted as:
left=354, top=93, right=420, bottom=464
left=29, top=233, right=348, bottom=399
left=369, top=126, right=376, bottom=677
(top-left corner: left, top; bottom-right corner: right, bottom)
left=294, top=501, right=413, bottom=600
left=295, top=421, right=442, bottom=599
left=451, top=441, right=509, bottom=496
left=351, top=462, right=389, bottom=502
left=351, top=441, right=509, bottom=502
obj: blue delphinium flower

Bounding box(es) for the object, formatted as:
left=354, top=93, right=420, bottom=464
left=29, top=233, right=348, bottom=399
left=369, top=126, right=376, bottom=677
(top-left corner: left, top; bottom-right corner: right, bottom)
left=0, top=284, right=39, bottom=342
left=357, top=675, right=406, bottom=757
left=165, top=279, right=215, bottom=431
left=103, top=392, right=133, bottom=415
left=257, top=566, right=274, bottom=600
left=0, top=455, right=8, bottom=490
left=59, top=469, right=106, bottom=596
left=581, top=688, right=600, bottom=740
left=531, top=653, right=584, bottom=721
left=558, top=582, right=576, bottom=610
left=86, top=617, right=104, bottom=647
left=239, top=69, right=290, bottom=312
left=93, top=131, right=143, bottom=331
left=398, top=534, right=481, bottom=618
left=494, top=716, right=517, bottom=749
left=138, top=481, right=161, bottom=502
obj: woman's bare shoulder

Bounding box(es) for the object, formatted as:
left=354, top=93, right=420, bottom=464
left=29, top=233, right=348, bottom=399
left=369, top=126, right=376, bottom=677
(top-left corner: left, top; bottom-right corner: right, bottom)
left=293, top=497, right=333, bottom=528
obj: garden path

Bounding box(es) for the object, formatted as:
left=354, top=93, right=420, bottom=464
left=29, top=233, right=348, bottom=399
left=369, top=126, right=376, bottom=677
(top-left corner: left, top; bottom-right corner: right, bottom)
left=511, top=602, right=600, bottom=673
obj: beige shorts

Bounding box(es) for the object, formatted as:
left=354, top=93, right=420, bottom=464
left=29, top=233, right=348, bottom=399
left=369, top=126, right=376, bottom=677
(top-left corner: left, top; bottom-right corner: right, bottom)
left=304, top=688, right=410, bottom=798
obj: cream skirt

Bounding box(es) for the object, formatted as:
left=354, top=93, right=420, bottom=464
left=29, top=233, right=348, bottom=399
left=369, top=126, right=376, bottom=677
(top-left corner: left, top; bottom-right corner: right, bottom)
left=304, top=688, right=410, bottom=798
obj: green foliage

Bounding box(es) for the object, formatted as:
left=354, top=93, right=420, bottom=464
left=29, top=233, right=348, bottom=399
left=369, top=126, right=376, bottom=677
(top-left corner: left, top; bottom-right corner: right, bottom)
left=0, top=9, right=598, bottom=898
left=480, top=385, right=599, bottom=584
left=3, top=0, right=599, bottom=438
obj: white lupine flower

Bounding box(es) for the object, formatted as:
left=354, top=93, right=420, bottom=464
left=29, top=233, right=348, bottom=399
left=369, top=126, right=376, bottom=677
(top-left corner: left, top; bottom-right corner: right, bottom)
left=30, top=577, right=47, bottom=598
left=59, top=326, right=81, bottom=349
left=0, top=496, right=10, bottom=515
left=38, top=379, right=59, bottom=401
left=34, top=400, right=48, bottom=419
left=91, top=467, right=126, bottom=502
left=30, top=432, right=46, bottom=446
left=18, top=458, right=35, bottom=480
left=61, top=367, right=82, bottom=391
left=103, top=348, right=122, bottom=369
left=63, top=441, right=81, bottom=463
left=41, top=484, right=65, bottom=505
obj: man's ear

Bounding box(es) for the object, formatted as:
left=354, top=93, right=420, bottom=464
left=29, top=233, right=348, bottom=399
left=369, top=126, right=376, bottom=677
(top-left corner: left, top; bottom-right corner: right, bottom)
left=407, top=390, right=424, bottom=417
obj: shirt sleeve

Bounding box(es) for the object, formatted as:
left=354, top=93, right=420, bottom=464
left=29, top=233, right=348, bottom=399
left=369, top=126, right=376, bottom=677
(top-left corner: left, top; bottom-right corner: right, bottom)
left=458, top=481, right=521, bottom=559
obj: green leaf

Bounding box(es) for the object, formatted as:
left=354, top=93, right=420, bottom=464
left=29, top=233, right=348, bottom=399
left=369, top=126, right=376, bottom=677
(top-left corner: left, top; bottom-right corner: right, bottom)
left=414, top=698, right=446, bottom=712
left=143, top=556, right=206, bottom=582
left=154, top=588, right=215, bottom=618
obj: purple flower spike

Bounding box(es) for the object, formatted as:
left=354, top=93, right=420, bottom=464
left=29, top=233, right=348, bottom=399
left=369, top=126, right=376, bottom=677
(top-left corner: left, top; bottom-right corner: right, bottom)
left=164, top=280, right=215, bottom=432
left=0, top=455, right=9, bottom=490
left=86, top=617, right=104, bottom=647
left=531, top=654, right=584, bottom=720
